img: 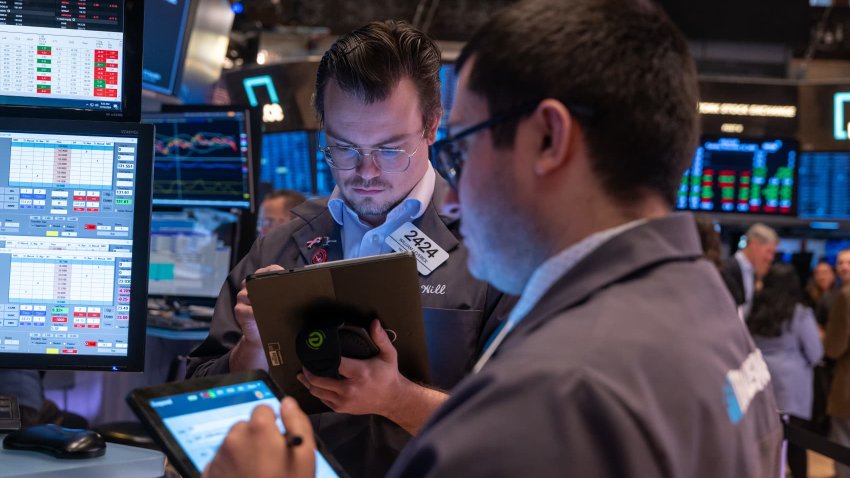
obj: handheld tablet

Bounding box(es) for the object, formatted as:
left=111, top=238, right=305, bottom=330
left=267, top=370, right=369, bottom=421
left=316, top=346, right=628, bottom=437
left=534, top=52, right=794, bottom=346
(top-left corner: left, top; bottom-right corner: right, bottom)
left=127, top=370, right=347, bottom=478
left=246, top=251, right=431, bottom=414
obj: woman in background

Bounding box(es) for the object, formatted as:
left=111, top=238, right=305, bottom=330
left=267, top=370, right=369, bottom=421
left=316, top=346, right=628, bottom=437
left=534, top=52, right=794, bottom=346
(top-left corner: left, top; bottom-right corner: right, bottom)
left=748, top=263, right=824, bottom=478
left=806, top=260, right=839, bottom=327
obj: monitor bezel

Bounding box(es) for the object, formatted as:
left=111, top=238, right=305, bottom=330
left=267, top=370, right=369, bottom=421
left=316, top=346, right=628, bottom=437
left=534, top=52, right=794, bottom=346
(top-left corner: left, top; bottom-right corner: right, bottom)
left=141, top=0, right=201, bottom=97
left=0, top=117, right=153, bottom=372
left=677, top=135, right=800, bottom=218
left=0, top=0, right=144, bottom=122
left=145, top=108, right=258, bottom=211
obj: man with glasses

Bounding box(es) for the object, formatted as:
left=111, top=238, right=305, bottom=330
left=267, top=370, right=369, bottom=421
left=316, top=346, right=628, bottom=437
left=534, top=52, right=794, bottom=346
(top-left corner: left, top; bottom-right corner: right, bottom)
left=188, top=19, right=509, bottom=477
left=204, top=1, right=783, bottom=477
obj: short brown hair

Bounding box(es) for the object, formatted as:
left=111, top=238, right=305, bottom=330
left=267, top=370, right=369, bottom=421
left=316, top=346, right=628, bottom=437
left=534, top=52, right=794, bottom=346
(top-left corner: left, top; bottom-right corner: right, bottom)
left=313, top=20, right=442, bottom=134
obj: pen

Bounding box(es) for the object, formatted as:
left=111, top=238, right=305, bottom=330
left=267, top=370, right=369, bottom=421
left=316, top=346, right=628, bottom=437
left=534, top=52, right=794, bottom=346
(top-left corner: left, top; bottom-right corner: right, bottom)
left=284, top=432, right=303, bottom=448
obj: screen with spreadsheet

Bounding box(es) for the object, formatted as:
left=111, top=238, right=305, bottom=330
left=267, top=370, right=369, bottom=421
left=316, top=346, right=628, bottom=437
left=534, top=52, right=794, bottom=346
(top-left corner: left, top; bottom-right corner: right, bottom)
left=676, top=136, right=797, bottom=216
left=0, top=118, right=152, bottom=371
left=0, top=0, right=143, bottom=120
left=799, top=152, right=850, bottom=220
left=146, top=111, right=254, bottom=209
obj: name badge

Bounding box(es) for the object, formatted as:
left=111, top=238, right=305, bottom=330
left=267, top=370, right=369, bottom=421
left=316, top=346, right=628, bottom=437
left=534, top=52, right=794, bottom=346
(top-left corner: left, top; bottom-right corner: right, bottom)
left=386, top=222, right=449, bottom=276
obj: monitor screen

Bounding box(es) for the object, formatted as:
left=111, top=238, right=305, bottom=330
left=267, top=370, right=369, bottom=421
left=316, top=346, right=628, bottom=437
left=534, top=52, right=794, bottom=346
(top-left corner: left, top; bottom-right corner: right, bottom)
left=0, top=118, right=153, bottom=371
left=146, top=111, right=254, bottom=209
left=148, top=209, right=233, bottom=299
left=142, top=0, right=194, bottom=96
left=260, top=131, right=335, bottom=198
left=437, top=63, right=458, bottom=141
left=676, top=136, right=797, bottom=215
left=799, top=152, right=850, bottom=220
left=0, top=0, right=144, bottom=121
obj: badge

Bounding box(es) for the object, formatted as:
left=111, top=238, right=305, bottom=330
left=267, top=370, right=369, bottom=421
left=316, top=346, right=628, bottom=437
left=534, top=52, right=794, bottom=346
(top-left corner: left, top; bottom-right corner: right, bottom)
left=311, top=249, right=328, bottom=264
left=386, top=222, right=449, bottom=276
left=306, top=236, right=336, bottom=249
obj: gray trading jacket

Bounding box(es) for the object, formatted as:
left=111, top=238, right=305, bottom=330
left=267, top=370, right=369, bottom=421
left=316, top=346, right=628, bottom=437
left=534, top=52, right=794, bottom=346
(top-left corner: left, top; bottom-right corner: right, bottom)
left=186, top=177, right=510, bottom=477
left=389, top=213, right=783, bottom=478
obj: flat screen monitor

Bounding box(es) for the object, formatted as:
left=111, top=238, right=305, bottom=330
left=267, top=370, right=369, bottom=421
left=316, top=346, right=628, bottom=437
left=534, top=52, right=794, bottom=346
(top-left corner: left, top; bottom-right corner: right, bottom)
left=676, top=136, right=797, bottom=216
left=260, top=130, right=335, bottom=197
left=148, top=209, right=233, bottom=300
left=0, top=118, right=153, bottom=371
left=437, top=63, right=458, bottom=141
left=142, top=0, right=196, bottom=97
left=798, top=152, right=850, bottom=220
left=145, top=110, right=255, bottom=210
left=0, top=0, right=144, bottom=121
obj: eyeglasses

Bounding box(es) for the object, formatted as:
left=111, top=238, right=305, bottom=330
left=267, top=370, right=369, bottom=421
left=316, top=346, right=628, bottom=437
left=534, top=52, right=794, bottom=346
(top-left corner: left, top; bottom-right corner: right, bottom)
left=320, top=130, right=426, bottom=173
left=431, top=101, right=594, bottom=190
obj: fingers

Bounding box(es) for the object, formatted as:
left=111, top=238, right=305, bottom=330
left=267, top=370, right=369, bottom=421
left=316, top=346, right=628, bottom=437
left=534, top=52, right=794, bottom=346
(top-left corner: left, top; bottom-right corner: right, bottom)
left=370, top=319, right=397, bottom=362
left=337, top=356, right=368, bottom=379
left=297, top=373, right=343, bottom=407
left=280, top=397, right=316, bottom=477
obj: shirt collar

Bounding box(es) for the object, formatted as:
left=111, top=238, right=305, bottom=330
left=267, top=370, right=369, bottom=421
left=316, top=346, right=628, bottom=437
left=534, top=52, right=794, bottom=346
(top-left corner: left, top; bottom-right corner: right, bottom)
left=735, top=250, right=754, bottom=273
left=508, top=218, right=648, bottom=328
left=328, top=163, right=436, bottom=226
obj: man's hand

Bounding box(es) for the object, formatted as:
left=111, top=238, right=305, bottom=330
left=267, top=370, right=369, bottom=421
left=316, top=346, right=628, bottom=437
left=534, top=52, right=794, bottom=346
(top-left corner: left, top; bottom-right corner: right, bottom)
left=230, top=264, right=284, bottom=372
left=203, top=397, right=315, bottom=478
left=297, top=320, right=448, bottom=434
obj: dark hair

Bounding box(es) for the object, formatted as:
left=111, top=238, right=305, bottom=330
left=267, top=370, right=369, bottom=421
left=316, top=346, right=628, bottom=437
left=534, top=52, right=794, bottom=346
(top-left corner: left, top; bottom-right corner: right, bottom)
left=694, top=216, right=722, bottom=270
left=313, top=20, right=442, bottom=135
left=747, top=263, right=802, bottom=338
left=455, top=0, right=699, bottom=206
left=263, top=189, right=307, bottom=208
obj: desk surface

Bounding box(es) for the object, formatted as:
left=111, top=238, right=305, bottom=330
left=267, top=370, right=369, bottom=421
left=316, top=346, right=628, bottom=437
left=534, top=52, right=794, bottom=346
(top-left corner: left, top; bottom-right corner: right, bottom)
left=0, top=438, right=165, bottom=478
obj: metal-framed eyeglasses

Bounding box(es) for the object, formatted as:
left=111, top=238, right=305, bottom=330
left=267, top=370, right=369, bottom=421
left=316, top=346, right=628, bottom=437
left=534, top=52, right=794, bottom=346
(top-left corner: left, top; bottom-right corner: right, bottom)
left=320, top=130, right=427, bottom=173
left=431, top=102, right=594, bottom=190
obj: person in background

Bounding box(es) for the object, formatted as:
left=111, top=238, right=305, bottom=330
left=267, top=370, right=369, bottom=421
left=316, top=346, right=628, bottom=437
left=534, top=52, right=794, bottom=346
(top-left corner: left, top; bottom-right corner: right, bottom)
left=747, top=263, right=823, bottom=478
left=256, top=189, right=307, bottom=238
left=694, top=215, right=723, bottom=270
left=825, top=248, right=850, bottom=478
left=0, top=371, right=61, bottom=427
left=806, top=260, right=839, bottom=327
left=721, top=222, right=779, bottom=320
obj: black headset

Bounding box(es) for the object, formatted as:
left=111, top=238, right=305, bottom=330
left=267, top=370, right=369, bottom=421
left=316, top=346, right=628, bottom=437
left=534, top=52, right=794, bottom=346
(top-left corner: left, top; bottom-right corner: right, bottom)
left=295, top=299, right=381, bottom=378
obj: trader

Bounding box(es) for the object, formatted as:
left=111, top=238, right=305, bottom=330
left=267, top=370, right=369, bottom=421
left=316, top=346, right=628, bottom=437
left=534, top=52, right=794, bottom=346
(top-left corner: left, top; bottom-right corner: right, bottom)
left=188, top=20, right=509, bottom=478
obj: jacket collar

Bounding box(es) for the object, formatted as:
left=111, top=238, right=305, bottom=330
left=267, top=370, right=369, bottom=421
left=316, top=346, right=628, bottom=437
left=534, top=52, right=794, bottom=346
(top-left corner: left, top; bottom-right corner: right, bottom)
left=505, top=213, right=703, bottom=343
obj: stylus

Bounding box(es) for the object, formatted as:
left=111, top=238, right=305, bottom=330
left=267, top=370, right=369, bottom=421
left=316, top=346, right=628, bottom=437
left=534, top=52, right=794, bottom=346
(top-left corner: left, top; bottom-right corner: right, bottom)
left=284, top=433, right=303, bottom=448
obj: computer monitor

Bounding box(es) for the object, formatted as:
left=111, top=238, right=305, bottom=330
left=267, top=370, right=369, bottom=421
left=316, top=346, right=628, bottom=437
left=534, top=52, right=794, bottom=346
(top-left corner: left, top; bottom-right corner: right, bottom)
left=142, top=0, right=198, bottom=97
left=798, top=151, right=850, bottom=220
left=148, top=209, right=234, bottom=300
left=260, top=130, right=335, bottom=197
left=676, top=136, right=797, bottom=216
left=0, top=0, right=144, bottom=121
left=145, top=110, right=256, bottom=210
left=0, top=118, right=153, bottom=372
left=437, top=63, right=458, bottom=141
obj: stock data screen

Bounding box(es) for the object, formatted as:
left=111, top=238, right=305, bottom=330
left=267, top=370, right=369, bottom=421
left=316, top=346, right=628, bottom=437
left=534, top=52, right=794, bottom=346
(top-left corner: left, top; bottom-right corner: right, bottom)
left=676, top=137, right=797, bottom=215
left=0, top=129, right=139, bottom=357
left=799, top=152, right=850, bottom=220
left=146, top=111, right=252, bottom=209
left=0, top=0, right=125, bottom=111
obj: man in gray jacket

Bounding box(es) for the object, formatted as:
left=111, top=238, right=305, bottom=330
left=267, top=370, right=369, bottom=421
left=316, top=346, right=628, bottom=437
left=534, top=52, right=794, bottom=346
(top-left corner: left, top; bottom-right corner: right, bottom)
left=204, top=1, right=783, bottom=476
left=188, top=20, right=509, bottom=477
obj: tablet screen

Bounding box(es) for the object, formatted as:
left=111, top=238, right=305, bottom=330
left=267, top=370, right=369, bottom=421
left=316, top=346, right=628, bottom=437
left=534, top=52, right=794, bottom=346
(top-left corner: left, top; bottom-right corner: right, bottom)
left=147, top=379, right=340, bottom=477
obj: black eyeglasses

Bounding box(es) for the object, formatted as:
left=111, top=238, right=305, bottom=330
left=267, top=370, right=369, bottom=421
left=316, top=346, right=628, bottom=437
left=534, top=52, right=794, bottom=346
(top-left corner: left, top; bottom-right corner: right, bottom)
left=431, top=101, right=594, bottom=190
